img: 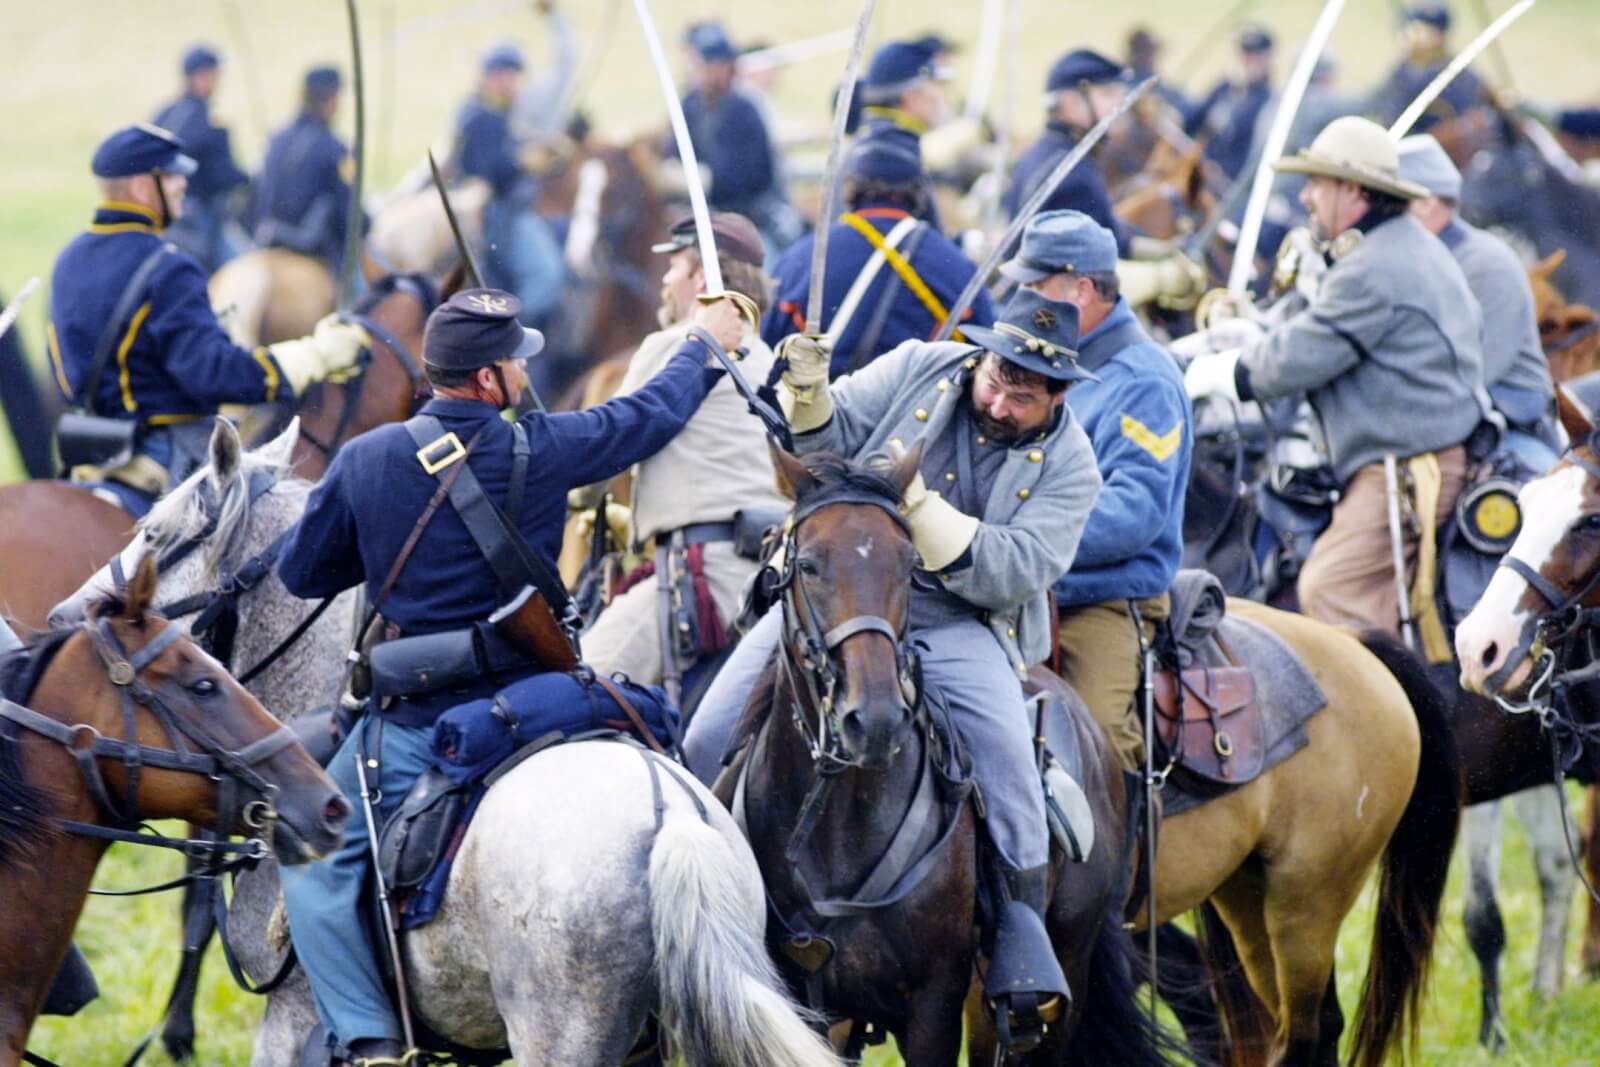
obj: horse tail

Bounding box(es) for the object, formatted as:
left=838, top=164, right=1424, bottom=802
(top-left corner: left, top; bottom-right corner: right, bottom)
left=1350, top=630, right=1464, bottom=1067
left=1191, top=904, right=1274, bottom=1067
left=647, top=814, right=839, bottom=1067
left=1063, top=915, right=1194, bottom=1067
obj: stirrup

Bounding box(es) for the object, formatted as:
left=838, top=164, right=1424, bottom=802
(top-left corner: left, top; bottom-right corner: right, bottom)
left=990, top=989, right=1065, bottom=1053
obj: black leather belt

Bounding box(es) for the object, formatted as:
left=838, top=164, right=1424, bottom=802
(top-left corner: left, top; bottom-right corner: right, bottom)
left=679, top=521, right=737, bottom=546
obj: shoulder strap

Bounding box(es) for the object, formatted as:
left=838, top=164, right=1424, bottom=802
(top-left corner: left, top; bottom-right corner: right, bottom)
left=838, top=213, right=962, bottom=342
left=507, top=422, right=530, bottom=526
left=825, top=213, right=920, bottom=347
left=403, top=416, right=575, bottom=617
left=81, top=244, right=172, bottom=415
left=849, top=223, right=933, bottom=373
left=372, top=423, right=488, bottom=617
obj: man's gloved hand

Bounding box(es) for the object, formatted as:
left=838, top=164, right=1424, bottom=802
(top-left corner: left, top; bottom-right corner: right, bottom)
left=1118, top=252, right=1206, bottom=310
left=689, top=295, right=748, bottom=359
left=573, top=502, right=634, bottom=549
left=268, top=315, right=370, bottom=394
left=888, top=440, right=980, bottom=571
left=1205, top=316, right=1264, bottom=353
left=1183, top=349, right=1242, bottom=403
left=776, top=333, right=835, bottom=433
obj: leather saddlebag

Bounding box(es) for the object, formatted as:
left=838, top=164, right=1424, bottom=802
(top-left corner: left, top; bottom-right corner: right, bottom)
left=378, top=767, right=467, bottom=890
left=1151, top=666, right=1265, bottom=787
left=56, top=412, right=137, bottom=470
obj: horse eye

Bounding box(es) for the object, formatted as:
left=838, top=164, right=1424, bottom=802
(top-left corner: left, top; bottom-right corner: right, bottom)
left=1583, top=514, right=1600, bottom=532
left=188, top=677, right=219, bottom=697
left=796, top=557, right=821, bottom=578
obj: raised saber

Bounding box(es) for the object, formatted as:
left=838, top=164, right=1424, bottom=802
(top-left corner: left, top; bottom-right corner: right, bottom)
left=0, top=277, right=40, bottom=347
left=1228, top=0, right=1348, bottom=295
left=933, top=76, right=1157, bottom=343
left=631, top=0, right=790, bottom=447
left=805, top=0, right=879, bottom=333
left=339, top=0, right=367, bottom=310
left=1383, top=454, right=1418, bottom=651
left=1388, top=0, right=1535, bottom=139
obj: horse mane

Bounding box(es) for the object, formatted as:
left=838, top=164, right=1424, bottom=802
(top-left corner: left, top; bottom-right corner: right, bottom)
left=139, top=446, right=310, bottom=581
left=0, top=629, right=75, bottom=863
left=794, top=451, right=904, bottom=512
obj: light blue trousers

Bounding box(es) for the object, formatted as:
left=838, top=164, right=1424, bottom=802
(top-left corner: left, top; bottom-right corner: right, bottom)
left=483, top=198, right=564, bottom=325
left=685, top=608, right=1049, bottom=870
left=280, top=715, right=434, bottom=1048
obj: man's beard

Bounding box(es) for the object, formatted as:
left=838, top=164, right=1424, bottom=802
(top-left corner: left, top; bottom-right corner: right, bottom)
left=657, top=285, right=684, bottom=329
left=973, top=407, right=1025, bottom=443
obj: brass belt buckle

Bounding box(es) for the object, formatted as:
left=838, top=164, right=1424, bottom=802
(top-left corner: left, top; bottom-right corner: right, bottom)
left=415, top=431, right=466, bottom=474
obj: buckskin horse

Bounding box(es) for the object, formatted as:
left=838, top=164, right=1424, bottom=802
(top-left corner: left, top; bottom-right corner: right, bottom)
left=731, top=445, right=1459, bottom=1067
left=60, top=426, right=840, bottom=1067
left=0, top=269, right=448, bottom=634
left=0, top=552, right=347, bottom=1067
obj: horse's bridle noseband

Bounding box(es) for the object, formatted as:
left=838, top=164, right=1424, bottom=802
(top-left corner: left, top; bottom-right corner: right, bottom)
left=0, top=616, right=297, bottom=859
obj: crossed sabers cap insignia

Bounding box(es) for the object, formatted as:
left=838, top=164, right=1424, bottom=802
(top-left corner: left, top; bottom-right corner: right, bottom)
left=467, top=293, right=511, bottom=314
left=1033, top=307, right=1058, bottom=331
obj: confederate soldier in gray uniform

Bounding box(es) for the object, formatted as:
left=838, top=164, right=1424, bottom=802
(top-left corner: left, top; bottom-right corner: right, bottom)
left=1184, top=116, right=1487, bottom=640
left=683, top=288, right=1103, bottom=1038
left=1397, top=133, right=1558, bottom=470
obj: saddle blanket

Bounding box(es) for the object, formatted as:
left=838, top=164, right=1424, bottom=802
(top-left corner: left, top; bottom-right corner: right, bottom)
left=395, top=668, right=679, bottom=929
left=1162, top=612, right=1328, bottom=818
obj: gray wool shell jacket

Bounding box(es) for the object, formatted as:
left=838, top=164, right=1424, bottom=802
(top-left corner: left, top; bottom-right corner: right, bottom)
left=796, top=340, right=1103, bottom=674
left=1240, top=214, right=1487, bottom=484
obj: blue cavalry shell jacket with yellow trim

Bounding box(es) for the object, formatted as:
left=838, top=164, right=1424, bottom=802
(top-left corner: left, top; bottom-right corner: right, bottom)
left=251, top=110, right=355, bottom=270
left=1051, top=298, right=1192, bottom=608
left=48, top=203, right=292, bottom=420
left=1006, top=121, right=1131, bottom=257
left=276, top=348, right=723, bottom=726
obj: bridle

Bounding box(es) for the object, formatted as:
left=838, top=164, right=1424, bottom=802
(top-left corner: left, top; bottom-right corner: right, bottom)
left=300, top=273, right=436, bottom=461
left=0, top=616, right=295, bottom=864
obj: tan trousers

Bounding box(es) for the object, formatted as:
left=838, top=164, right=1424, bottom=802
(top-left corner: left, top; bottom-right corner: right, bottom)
left=581, top=541, right=756, bottom=684
left=1056, top=594, right=1170, bottom=770
left=1297, top=446, right=1467, bottom=640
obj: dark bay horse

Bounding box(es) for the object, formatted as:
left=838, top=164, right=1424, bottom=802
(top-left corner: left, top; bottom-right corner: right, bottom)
left=0, top=270, right=449, bottom=633
left=0, top=553, right=346, bottom=1065
left=726, top=446, right=1181, bottom=1066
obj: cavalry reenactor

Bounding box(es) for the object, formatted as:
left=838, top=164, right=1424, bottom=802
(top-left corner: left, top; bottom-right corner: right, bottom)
left=274, top=287, right=746, bottom=1067
left=855, top=38, right=953, bottom=142
left=762, top=127, right=994, bottom=374
left=250, top=66, right=359, bottom=278
left=1398, top=134, right=1558, bottom=470
left=575, top=213, right=788, bottom=691
left=456, top=43, right=565, bottom=326
left=1367, top=3, right=1486, bottom=135
left=151, top=44, right=249, bottom=272
left=1009, top=48, right=1206, bottom=310
left=685, top=290, right=1105, bottom=1049
left=1183, top=116, right=1487, bottom=640
left=1184, top=25, right=1276, bottom=182
left=673, top=22, right=790, bottom=259
left=48, top=124, right=367, bottom=516
left=1003, top=210, right=1192, bottom=770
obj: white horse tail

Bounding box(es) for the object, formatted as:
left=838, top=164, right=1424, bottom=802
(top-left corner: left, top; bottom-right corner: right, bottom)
left=648, top=815, right=840, bottom=1067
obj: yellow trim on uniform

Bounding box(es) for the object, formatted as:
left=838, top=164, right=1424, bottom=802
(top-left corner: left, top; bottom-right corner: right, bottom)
left=839, top=212, right=965, bottom=343
left=88, top=200, right=160, bottom=234
left=253, top=347, right=283, bottom=398
left=1120, top=414, right=1183, bottom=462
left=146, top=413, right=205, bottom=426
left=860, top=106, right=929, bottom=136
left=99, top=201, right=161, bottom=223
left=116, top=302, right=153, bottom=413
left=46, top=323, right=72, bottom=396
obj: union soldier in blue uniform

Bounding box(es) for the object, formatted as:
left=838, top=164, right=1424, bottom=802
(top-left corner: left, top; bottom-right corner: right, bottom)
left=1367, top=3, right=1486, bottom=134
left=48, top=125, right=367, bottom=516
left=851, top=39, right=952, bottom=228
left=1002, top=211, right=1192, bottom=769
left=275, top=287, right=746, bottom=1067
left=671, top=23, right=791, bottom=258
left=1184, top=25, right=1275, bottom=181
left=457, top=43, right=564, bottom=326
left=251, top=66, right=359, bottom=276
left=762, top=129, right=994, bottom=375
left=152, top=45, right=249, bottom=271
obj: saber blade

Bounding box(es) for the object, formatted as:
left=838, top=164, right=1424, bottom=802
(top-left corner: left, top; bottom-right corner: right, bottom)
left=0, top=277, right=41, bottom=347
left=340, top=0, right=367, bottom=310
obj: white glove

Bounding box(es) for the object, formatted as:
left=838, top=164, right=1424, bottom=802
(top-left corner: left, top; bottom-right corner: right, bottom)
left=1118, top=253, right=1206, bottom=309
left=269, top=315, right=369, bottom=394
left=1206, top=317, right=1265, bottom=353
left=573, top=502, right=634, bottom=548
left=1183, top=349, right=1243, bottom=403
left=888, top=440, right=980, bottom=571
left=1168, top=331, right=1215, bottom=361
left=776, top=333, right=834, bottom=433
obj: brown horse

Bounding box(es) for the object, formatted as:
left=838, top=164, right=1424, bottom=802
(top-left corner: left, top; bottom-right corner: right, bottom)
left=0, top=272, right=446, bottom=633
left=0, top=553, right=347, bottom=1066
left=1528, top=249, right=1600, bottom=383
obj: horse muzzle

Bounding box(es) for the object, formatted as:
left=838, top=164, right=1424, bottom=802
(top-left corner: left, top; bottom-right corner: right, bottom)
left=268, top=785, right=351, bottom=864
left=837, top=701, right=912, bottom=769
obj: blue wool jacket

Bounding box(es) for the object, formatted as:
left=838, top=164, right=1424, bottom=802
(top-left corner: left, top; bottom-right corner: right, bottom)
left=1052, top=299, right=1192, bottom=607
left=456, top=94, right=530, bottom=203
left=151, top=92, right=249, bottom=201
left=48, top=203, right=292, bottom=420
left=672, top=88, right=776, bottom=218
left=761, top=204, right=994, bottom=377
left=251, top=110, right=355, bottom=270
left=1006, top=121, right=1131, bottom=256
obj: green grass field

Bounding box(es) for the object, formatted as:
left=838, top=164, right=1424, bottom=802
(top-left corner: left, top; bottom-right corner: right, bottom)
left=11, top=1, right=1600, bottom=1062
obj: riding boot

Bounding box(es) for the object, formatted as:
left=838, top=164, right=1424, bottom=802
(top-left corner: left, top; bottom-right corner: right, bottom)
left=984, top=861, right=1071, bottom=1054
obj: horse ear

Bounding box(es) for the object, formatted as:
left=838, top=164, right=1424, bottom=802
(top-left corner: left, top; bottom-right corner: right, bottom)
left=257, top=415, right=300, bottom=469
left=209, top=418, right=243, bottom=484
left=122, top=553, right=159, bottom=624
left=441, top=261, right=468, bottom=301
left=1557, top=385, right=1595, bottom=443
left=768, top=439, right=816, bottom=502
left=1533, top=249, right=1567, bottom=281
left=886, top=439, right=925, bottom=498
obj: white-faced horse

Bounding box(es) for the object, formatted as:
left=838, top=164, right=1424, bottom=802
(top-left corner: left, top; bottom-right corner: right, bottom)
left=63, top=421, right=839, bottom=1067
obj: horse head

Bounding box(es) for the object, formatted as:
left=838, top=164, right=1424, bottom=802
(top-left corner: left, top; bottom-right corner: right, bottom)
left=29, top=552, right=349, bottom=863
left=770, top=442, right=923, bottom=768
left=1457, top=389, right=1600, bottom=698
